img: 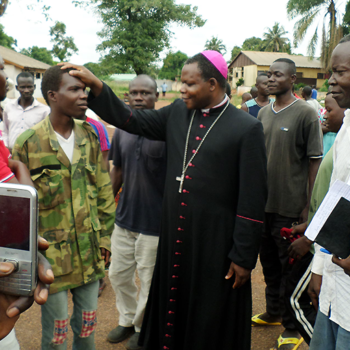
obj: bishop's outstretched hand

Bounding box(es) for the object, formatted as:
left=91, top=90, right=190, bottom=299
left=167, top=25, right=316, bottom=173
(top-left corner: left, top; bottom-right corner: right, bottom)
left=58, top=62, right=103, bottom=97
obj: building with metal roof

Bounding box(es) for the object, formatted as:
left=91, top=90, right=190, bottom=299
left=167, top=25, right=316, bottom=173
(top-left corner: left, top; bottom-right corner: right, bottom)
left=228, top=51, right=327, bottom=89
left=0, top=45, right=51, bottom=99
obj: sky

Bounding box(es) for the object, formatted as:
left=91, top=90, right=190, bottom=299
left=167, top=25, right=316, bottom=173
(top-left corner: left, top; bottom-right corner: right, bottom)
left=0, top=0, right=347, bottom=66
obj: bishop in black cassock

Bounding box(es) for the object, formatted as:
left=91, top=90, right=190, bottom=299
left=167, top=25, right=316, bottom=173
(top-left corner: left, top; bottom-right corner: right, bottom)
left=65, top=51, right=267, bottom=350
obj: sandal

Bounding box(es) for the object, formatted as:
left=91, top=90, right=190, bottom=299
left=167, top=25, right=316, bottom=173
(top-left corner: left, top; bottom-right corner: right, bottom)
left=251, top=313, right=282, bottom=326
left=270, top=335, right=304, bottom=350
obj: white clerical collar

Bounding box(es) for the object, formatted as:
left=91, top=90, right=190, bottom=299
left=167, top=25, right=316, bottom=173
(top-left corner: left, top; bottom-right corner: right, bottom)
left=201, top=94, right=228, bottom=114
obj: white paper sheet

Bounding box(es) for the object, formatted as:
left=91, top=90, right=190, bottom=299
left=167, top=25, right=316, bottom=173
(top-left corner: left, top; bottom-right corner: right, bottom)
left=305, top=180, right=350, bottom=241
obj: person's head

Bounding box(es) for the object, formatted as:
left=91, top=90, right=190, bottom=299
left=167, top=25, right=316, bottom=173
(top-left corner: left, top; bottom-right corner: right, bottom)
left=241, top=92, right=252, bottom=104
left=41, top=66, right=87, bottom=118
left=16, top=72, right=35, bottom=101
left=323, top=92, right=346, bottom=133
left=226, top=82, right=232, bottom=100
left=180, top=51, right=227, bottom=109
left=250, top=86, right=258, bottom=99
left=0, top=55, right=8, bottom=101
left=267, top=58, right=296, bottom=96
left=255, top=73, right=269, bottom=97
left=302, top=86, right=312, bottom=99
left=128, top=74, right=158, bottom=110
left=328, top=34, right=350, bottom=108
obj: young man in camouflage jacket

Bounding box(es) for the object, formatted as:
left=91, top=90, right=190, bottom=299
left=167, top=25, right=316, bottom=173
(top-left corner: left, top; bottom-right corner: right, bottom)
left=12, top=66, right=115, bottom=350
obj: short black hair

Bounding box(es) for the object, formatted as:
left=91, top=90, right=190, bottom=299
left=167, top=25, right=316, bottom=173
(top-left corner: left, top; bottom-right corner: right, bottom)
left=41, top=66, right=77, bottom=105
left=339, top=34, right=350, bottom=44
left=185, top=53, right=227, bottom=89
left=256, top=73, right=268, bottom=83
left=273, top=58, right=296, bottom=75
left=302, top=85, right=312, bottom=97
left=130, top=74, right=157, bottom=93
left=16, top=72, right=34, bottom=84
left=226, top=82, right=231, bottom=96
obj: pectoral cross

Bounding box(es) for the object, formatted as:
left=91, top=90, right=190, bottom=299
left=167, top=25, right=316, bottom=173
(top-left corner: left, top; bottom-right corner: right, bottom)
left=176, top=174, right=184, bottom=193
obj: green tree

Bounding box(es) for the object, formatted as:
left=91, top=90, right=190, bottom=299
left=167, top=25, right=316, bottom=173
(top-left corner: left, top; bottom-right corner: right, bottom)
left=75, top=0, right=205, bottom=75
left=343, top=0, right=350, bottom=35
left=263, top=22, right=291, bottom=53
left=241, top=37, right=265, bottom=51
left=287, top=0, right=343, bottom=68
left=84, top=56, right=133, bottom=79
left=0, top=24, right=16, bottom=49
left=159, top=51, right=188, bottom=80
left=230, top=46, right=241, bottom=61
left=204, top=36, right=226, bottom=54
left=20, top=46, right=54, bottom=65
left=50, top=21, right=78, bottom=62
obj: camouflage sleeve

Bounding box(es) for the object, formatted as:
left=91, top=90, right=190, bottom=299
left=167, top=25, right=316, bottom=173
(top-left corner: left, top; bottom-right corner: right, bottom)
left=95, top=145, right=115, bottom=251
left=12, top=139, right=29, bottom=166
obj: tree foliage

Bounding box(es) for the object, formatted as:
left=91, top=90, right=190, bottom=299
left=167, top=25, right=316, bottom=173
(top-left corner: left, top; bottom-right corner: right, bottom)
left=74, top=0, right=205, bottom=75
left=84, top=56, right=134, bottom=79
left=50, top=21, right=78, bottom=62
left=343, top=0, right=350, bottom=35
left=242, top=37, right=265, bottom=51
left=230, top=46, right=241, bottom=61
left=20, top=46, right=54, bottom=65
left=159, top=51, right=188, bottom=80
left=0, top=24, right=16, bottom=49
left=263, top=22, right=291, bottom=53
left=287, top=0, right=343, bottom=68
left=204, top=36, right=226, bottom=54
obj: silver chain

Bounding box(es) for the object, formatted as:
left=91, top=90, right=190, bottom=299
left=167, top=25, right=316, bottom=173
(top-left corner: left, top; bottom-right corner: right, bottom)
left=181, top=101, right=230, bottom=176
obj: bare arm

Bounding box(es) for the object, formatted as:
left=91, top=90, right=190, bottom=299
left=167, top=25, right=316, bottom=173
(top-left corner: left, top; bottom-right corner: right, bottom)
left=110, top=166, right=123, bottom=198
left=8, top=160, right=34, bottom=187
left=300, top=158, right=322, bottom=223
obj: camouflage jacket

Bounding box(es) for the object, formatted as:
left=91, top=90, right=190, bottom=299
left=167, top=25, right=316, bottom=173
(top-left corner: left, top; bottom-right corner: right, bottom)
left=12, top=116, right=115, bottom=294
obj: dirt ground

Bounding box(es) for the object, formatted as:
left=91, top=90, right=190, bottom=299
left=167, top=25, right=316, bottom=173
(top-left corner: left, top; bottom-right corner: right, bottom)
left=14, top=97, right=308, bottom=349
left=15, top=261, right=309, bottom=350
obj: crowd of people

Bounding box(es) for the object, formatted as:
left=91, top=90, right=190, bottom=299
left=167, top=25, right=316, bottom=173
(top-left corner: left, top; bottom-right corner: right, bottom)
left=0, top=34, right=350, bottom=350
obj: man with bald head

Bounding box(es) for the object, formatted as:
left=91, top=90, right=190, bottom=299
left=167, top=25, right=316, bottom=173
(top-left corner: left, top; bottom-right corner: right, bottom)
left=107, top=74, right=166, bottom=350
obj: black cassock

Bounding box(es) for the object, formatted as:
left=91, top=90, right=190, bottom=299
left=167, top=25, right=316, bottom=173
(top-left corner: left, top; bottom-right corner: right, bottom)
left=89, top=84, right=267, bottom=350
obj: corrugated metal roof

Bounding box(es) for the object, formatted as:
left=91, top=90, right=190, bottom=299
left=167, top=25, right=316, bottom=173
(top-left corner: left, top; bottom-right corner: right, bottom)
left=229, top=51, right=322, bottom=69
left=0, top=45, right=51, bottom=70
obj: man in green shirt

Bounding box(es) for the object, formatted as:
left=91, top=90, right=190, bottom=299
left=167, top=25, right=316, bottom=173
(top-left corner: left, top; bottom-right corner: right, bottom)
left=12, top=66, right=115, bottom=349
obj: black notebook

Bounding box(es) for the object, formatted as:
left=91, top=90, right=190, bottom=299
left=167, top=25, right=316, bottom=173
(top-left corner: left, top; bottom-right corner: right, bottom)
left=315, top=196, right=350, bottom=259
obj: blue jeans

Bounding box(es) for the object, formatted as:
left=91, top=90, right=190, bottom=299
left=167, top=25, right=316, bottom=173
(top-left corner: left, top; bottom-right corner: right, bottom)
left=310, top=310, right=350, bottom=350
left=41, top=281, right=99, bottom=350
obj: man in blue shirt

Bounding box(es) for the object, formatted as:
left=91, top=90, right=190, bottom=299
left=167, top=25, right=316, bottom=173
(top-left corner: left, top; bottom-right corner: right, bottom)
left=107, top=75, right=166, bottom=350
